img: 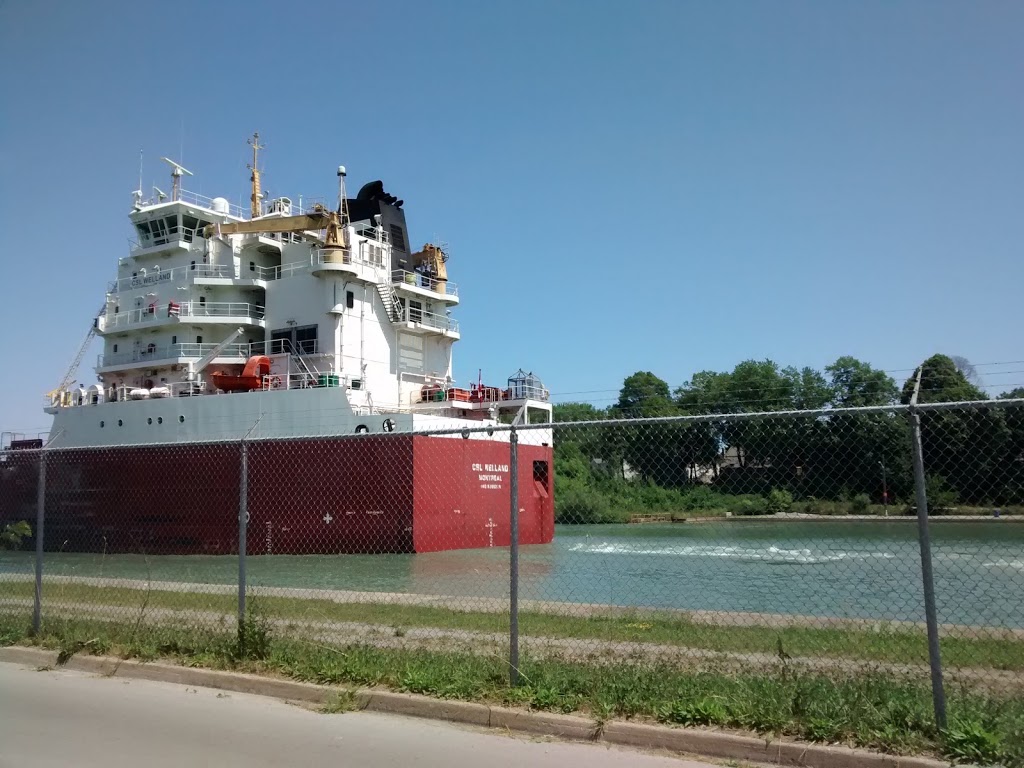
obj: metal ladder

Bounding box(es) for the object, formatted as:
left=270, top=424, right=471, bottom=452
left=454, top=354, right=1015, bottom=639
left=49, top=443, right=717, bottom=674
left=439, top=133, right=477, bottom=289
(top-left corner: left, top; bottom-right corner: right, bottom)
left=375, top=282, right=404, bottom=323
left=283, top=340, right=319, bottom=387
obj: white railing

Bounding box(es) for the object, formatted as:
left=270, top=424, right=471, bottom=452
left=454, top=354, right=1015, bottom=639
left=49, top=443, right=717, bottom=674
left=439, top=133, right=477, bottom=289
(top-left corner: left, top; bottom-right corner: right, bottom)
left=181, top=301, right=265, bottom=320
left=354, top=225, right=391, bottom=244
left=97, top=342, right=251, bottom=368
left=402, top=308, right=460, bottom=334
left=108, top=263, right=235, bottom=293
left=311, top=247, right=389, bottom=272
left=96, top=338, right=324, bottom=369
left=261, top=371, right=344, bottom=391
left=248, top=338, right=320, bottom=356
left=392, top=269, right=458, bottom=297
left=252, top=260, right=310, bottom=281
left=176, top=189, right=248, bottom=219
left=98, top=302, right=265, bottom=331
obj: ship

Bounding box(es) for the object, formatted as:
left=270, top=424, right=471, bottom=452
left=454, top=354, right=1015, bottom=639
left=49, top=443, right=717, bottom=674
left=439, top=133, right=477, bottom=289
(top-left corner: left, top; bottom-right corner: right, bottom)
left=0, top=134, right=554, bottom=555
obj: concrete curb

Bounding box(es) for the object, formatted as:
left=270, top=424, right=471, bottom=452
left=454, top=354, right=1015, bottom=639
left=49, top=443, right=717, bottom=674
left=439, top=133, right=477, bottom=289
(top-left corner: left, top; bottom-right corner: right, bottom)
left=0, top=646, right=949, bottom=768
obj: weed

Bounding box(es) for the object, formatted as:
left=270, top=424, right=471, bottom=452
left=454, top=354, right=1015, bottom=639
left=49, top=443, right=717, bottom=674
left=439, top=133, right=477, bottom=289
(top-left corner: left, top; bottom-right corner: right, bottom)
left=7, top=581, right=1023, bottom=671
left=4, top=613, right=1024, bottom=764
left=657, top=697, right=728, bottom=726
left=943, top=718, right=1002, bottom=765
left=320, top=688, right=360, bottom=714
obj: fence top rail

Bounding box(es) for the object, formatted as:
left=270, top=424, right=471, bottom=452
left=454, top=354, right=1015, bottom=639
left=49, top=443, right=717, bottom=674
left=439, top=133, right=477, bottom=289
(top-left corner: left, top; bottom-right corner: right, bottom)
left=535, top=397, right=1024, bottom=431
left=9, top=398, right=1024, bottom=451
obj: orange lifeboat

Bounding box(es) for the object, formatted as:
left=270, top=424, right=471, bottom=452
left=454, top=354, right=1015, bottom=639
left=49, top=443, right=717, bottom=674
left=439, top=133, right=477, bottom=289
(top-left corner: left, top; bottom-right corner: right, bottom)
left=210, top=355, right=272, bottom=392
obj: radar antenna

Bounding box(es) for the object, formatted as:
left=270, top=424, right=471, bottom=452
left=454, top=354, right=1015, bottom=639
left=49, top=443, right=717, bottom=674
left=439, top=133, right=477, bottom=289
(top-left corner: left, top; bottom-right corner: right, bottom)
left=160, top=157, right=193, bottom=201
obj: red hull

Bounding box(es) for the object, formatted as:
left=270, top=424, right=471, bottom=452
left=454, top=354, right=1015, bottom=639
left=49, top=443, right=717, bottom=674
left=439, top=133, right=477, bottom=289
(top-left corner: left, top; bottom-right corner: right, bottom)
left=0, top=437, right=554, bottom=555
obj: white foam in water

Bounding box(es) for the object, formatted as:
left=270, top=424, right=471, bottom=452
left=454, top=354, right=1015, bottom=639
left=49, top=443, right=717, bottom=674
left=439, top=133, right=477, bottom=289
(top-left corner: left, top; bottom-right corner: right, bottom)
left=982, top=559, right=1024, bottom=570
left=566, top=541, right=895, bottom=564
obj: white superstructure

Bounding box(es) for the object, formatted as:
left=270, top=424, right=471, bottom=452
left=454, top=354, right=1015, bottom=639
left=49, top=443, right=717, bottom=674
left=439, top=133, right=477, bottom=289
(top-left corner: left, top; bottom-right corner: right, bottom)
left=41, top=136, right=551, bottom=448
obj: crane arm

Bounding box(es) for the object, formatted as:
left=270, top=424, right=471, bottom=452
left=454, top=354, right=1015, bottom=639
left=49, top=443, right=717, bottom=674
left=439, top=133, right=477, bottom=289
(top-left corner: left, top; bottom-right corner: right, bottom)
left=188, top=327, right=246, bottom=381
left=54, top=304, right=105, bottom=391
left=202, top=213, right=331, bottom=239
left=202, top=206, right=347, bottom=249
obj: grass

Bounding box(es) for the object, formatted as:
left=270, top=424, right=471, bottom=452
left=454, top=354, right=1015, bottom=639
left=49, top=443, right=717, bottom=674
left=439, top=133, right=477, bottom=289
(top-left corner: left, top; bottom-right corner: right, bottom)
left=2, top=612, right=1023, bottom=766
left=4, top=580, right=1024, bottom=671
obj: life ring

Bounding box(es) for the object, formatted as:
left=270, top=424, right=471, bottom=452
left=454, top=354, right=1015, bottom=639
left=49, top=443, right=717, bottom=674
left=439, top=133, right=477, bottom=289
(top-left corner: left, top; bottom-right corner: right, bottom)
left=269, top=375, right=283, bottom=390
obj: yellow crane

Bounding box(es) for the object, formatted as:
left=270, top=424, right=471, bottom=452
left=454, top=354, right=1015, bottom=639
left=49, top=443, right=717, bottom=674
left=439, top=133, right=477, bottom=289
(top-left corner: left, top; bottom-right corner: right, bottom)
left=409, top=243, right=449, bottom=294
left=201, top=203, right=347, bottom=250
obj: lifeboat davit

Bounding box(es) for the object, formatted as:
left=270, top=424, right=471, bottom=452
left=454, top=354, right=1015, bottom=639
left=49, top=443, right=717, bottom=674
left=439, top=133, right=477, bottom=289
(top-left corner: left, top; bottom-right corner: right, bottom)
left=210, top=355, right=272, bottom=392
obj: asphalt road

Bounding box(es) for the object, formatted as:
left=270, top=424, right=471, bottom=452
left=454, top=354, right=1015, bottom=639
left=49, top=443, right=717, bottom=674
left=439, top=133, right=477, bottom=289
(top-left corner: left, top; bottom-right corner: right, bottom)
left=0, top=662, right=716, bottom=768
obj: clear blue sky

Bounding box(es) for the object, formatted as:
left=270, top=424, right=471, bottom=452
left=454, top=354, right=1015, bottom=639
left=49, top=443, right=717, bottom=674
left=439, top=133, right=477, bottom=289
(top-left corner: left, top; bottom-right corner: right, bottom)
left=1, top=0, right=1022, bottom=433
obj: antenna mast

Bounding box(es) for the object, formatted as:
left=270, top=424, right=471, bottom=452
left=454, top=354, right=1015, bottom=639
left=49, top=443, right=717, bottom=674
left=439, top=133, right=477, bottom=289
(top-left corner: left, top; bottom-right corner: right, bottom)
left=248, top=132, right=265, bottom=219
left=160, top=157, right=193, bottom=201
left=337, top=165, right=350, bottom=226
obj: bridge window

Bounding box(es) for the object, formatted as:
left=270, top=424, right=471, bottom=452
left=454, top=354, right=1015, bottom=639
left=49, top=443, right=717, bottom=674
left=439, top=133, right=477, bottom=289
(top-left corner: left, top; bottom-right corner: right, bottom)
left=346, top=290, right=354, bottom=309
left=182, top=215, right=198, bottom=242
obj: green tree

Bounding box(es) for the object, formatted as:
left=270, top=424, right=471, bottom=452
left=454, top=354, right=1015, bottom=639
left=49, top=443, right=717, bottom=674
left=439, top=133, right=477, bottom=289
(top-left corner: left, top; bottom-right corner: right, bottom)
left=996, top=388, right=1024, bottom=504
left=614, top=371, right=673, bottom=416
left=552, top=402, right=623, bottom=479
left=818, top=357, right=911, bottom=501
left=614, top=372, right=676, bottom=486
left=552, top=402, right=605, bottom=423
left=903, top=355, right=1006, bottom=503
left=827, top=356, right=899, bottom=408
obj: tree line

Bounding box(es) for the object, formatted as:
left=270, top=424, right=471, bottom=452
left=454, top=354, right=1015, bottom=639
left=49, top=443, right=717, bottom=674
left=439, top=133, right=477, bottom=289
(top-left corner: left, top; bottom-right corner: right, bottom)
left=551, top=354, right=1024, bottom=522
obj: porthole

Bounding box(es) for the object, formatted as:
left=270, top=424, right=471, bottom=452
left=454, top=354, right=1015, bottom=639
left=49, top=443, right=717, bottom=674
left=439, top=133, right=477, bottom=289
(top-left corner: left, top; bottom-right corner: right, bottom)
left=179, top=415, right=185, bottom=423
left=118, top=419, right=123, bottom=427
left=157, top=417, right=163, bottom=425
left=382, top=418, right=396, bottom=433
left=354, top=424, right=369, bottom=434
left=100, top=421, right=105, bottom=428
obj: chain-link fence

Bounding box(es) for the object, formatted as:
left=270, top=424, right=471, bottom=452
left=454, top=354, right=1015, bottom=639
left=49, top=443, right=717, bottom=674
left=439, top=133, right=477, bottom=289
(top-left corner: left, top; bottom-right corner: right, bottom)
left=2, top=398, right=1022, bottom=747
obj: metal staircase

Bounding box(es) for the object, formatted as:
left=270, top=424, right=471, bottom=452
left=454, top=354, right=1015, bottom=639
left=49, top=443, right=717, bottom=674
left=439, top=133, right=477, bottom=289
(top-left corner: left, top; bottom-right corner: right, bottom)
left=376, top=282, right=404, bottom=323
left=288, top=344, right=320, bottom=387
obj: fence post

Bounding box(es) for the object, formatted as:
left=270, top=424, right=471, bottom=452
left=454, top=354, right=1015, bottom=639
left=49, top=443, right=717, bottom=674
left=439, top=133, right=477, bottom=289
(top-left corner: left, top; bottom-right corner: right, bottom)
left=32, top=450, right=46, bottom=635
left=909, top=371, right=947, bottom=730
left=509, top=425, right=520, bottom=686
left=238, top=440, right=249, bottom=651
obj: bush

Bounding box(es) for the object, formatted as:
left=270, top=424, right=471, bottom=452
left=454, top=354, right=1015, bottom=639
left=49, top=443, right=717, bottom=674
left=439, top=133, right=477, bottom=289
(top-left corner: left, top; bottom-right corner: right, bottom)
left=925, top=475, right=959, bottom=512
left=766, top=489, right=794, bottom=515
left=851, top=493, right=871, bottom=514
left=555, top=482, right=617, bottom=524
left=0, top=521, right=31, bottom=551
left=678, top=486, right=724, bottom=511
left=727, top=495, right=769, bottom=516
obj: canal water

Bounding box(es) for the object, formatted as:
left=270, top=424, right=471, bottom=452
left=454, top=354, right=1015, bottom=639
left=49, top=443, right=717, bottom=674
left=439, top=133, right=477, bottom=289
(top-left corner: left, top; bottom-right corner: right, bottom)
left=3, top=521, right=1022, bottom=627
